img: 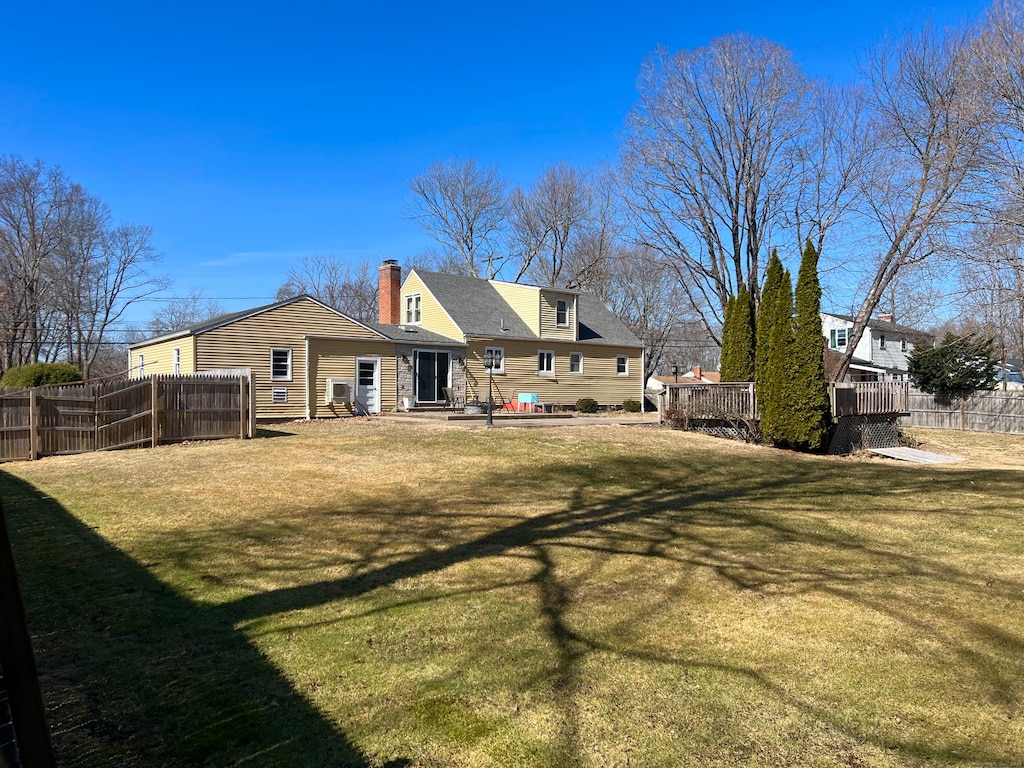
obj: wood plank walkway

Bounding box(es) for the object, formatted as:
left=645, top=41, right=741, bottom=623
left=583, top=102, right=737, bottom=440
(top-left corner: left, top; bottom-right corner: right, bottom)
left=868, top=447, right=964, bottom=464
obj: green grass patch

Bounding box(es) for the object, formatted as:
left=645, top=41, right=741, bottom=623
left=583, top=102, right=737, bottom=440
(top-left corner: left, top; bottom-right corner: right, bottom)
left=3, top=421, right=1024, bottom=766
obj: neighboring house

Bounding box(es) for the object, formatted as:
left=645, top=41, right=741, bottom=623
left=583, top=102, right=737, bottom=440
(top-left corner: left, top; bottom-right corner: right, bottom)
left=128, top=261, right=645, bottom=418
left=821, top=313, right=934, bottom=382
left=646, top=367, right=721, bottom=392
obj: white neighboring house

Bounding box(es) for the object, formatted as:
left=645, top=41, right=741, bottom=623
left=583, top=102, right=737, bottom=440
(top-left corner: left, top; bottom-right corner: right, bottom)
left=821, top=313, right=934, bottom=382
left=646, top=367, right=721, bottom=392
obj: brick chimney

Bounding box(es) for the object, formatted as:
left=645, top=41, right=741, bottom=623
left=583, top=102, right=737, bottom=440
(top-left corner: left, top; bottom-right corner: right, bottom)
left=693, top=365, right=702, bottom=380
left=378, top=260, right=401, bottom=325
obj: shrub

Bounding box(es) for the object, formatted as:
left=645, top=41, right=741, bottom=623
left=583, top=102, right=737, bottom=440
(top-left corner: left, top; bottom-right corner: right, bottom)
left=576, top=397, right=599, bottom=414
left=622, top=399, right=642, bottom=413
left=0, top=362, right=83, bottom=388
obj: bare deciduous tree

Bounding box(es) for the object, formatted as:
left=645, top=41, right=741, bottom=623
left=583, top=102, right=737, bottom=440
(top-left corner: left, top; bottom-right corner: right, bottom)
left=621, top=34, right=819, bottom=331
left=836, top=22, right=991, bottom=378
left=509, top=162, right=592, bottom=286
left=406, top=157, right=508, bottom=278
left=146, top=287, right=225, bottom=337
left=276, top=255, right=378, bottom=324
left=591, top=245, right=693, bottom=382
left=0, top=156, right=167, bottom=376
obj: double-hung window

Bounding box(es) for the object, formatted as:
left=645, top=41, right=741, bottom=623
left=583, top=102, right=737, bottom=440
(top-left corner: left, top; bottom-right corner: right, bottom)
left=137, top=353, right=145, bottom=377
left=556, top=299, right=569, bottom=327
left=879, top=335, right=887, bottom=350
left=538, top=350, right=555, bottom=376
left=484, top=346, right=505, bottom=374
left=616, top=355, right=628, bottom=376
left=405, top=293, right=422, bottom=324
left=173, top=346, right=181, bottom=375
left=271, top=348, right=292, bottom=381
left=569, top=352, right=583, bottom=374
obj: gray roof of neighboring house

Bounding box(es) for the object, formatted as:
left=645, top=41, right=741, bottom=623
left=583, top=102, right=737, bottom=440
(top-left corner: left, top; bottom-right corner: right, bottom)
left=414, top=270, right=642, bottom=347
left=823, top=313, right=934, bottom=341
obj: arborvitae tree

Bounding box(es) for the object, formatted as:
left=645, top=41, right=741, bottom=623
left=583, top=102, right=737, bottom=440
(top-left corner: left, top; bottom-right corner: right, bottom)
left=908, top=333, right=998, bottom=402
left=788, top=240, right=831, bottom=451
left=720, top=285, right=755, bottom=382
left=759, top=268, right=794, bottom=446
left=756, top=250, right=785, bottom=414
left=719, top=293, right=738, bottom=381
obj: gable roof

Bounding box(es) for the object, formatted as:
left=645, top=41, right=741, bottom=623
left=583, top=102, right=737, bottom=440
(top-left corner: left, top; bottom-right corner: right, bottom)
left=822, top=312, right=934, bottom=341
left=413, top=271, right=534, bottom=338
left=129, top=294, right=383, bottom=348
left=412, top=270, right=642, bottom=346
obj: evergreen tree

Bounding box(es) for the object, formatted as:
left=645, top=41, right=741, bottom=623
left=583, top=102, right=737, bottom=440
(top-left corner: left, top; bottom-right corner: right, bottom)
left=908, top=333, right=998, bottom=402
left=788, top=240, right=831, bottom=451
left=719, top=293, right=738, bottom=381
left=760, top=268, right=794, bottom=446
left=756, top=250, right=785, bottom=416
left=720, top=285, right=755, bottom=382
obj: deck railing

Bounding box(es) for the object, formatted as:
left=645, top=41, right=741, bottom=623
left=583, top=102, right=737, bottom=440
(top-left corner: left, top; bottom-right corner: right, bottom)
left=660, top=380, right=911, bottom=421
left=829, top=381, right=909, bottom=417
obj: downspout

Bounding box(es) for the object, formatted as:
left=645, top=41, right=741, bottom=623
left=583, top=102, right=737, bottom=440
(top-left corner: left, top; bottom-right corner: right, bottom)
left=304, top=337, right=312, bottom=420
left=640, top=347, right=647, bottom=413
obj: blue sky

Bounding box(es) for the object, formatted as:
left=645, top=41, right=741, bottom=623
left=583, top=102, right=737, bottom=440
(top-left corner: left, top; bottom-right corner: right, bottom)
left=1, top=0, right=991, bottom=328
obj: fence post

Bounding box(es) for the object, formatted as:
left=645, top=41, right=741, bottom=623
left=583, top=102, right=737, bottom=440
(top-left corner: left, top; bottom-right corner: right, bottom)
left=239, top=375, right=246, bottom=440
left=28, top=389, right=38, bottom=461
left=150, top=376, right=159, bottom=448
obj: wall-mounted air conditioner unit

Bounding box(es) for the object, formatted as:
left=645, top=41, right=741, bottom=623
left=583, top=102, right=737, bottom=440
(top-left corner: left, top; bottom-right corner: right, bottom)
left=326, top=378, right=354, bottom=404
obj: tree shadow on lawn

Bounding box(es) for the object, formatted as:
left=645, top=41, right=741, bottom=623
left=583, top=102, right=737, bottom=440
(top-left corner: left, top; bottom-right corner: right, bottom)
left=196, top=455, right=1024, bottom=766
left=0, top=471, right=411, bottom=768
left=6, top=450, right=1024, bottom=767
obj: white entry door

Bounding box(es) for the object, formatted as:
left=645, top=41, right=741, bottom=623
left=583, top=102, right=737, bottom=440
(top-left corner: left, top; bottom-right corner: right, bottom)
left=355, top=358, right=380, bottom=414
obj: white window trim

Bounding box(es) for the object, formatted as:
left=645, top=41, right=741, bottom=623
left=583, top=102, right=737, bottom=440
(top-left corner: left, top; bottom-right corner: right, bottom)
left=616, top=355, right=629, bottom=376
left=484, top=346, right=505, bottom=374
left=271, top=347, right=293, bottom=382
left=569, top=351, right=583, bottom=375
left=556, top=298, right=569, bottom=327
left=538, top=350, right=555, bottom=376
left=172, top=346, right=181, bottom=375
left=405, top=293, right=422, bottom=325
left=271, top=387, right=288, bottom=403
left=137, top=353, right=145, bottom=377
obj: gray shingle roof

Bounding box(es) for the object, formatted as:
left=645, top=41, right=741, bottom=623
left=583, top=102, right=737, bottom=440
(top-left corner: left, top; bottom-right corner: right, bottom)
left=366, top=321, right=462, bottom=345
left=823, top=312, right=934, bottom=341
left=414, top=271, right=534, bottom=338
left=414, top=270, right=642, bottom=346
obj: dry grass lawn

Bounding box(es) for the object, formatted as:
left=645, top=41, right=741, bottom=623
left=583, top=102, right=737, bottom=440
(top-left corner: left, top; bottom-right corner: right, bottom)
left=3, top=420, right=1023, bottom=767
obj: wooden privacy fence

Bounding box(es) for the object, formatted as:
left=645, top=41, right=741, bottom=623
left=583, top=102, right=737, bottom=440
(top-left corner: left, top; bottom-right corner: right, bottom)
left=905, top=388, right=1024, bottom=434
left=0, top=374, right=251, bottom=461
